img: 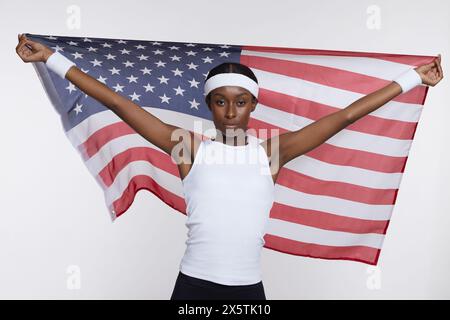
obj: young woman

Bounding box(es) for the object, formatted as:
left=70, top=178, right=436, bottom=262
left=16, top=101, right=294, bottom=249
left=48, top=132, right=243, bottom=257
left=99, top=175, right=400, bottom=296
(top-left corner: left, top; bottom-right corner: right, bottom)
left=16, top=34, right=443, bottom=300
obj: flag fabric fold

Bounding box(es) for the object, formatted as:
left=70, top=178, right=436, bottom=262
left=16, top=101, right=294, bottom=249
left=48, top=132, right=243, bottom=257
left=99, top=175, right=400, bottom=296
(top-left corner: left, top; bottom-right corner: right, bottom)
left=25, top=32, right=435, bottom=265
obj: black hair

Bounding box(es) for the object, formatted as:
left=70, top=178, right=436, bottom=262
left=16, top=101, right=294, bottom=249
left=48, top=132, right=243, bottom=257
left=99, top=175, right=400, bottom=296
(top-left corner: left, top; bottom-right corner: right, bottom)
left=204, top=62, right=259, bottom=106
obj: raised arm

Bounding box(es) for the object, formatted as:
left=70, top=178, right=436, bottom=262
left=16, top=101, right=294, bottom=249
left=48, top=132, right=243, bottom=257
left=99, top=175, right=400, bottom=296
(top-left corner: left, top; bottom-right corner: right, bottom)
left=62, top=63, right=190, bottom=157
left=15, top=33, right=196, bottom=162
left=275, top=55, right=444, bottom=168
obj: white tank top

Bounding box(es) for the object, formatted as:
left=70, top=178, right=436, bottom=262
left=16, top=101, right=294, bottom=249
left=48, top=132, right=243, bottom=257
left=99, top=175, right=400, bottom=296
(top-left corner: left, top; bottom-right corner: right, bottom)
left=180, top=134, right=275, bottom=285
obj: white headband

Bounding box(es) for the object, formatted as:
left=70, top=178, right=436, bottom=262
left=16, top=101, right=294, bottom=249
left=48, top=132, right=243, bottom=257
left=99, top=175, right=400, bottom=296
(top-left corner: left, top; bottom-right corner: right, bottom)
left=204, top=73, right=259, bottom=98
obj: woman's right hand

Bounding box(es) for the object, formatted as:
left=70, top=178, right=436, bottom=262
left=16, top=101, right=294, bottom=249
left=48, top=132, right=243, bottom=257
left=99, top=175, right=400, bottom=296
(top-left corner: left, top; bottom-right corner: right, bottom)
left=16, top=33, right=54, bottom=63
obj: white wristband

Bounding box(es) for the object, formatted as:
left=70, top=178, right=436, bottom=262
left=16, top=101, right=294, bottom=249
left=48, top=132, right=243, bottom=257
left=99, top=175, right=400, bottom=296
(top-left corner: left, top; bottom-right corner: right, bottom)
left=393, top=68, right=422, bottom=93
left=45, top=51, right=76, bottom=79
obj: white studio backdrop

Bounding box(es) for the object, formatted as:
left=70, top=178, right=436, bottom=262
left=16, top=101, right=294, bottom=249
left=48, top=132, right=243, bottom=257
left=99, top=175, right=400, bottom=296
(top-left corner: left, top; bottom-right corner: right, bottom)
left=0, top=0, right=449, bottom=299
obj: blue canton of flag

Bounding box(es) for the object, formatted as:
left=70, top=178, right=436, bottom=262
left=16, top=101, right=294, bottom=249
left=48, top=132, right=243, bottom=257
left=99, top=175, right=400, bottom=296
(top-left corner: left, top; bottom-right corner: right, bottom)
left=26, top=33, right=241, bottom=132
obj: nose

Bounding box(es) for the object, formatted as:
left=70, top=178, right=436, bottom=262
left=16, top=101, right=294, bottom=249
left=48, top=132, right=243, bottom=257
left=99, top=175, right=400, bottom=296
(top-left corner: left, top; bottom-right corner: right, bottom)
left=225, top=105, right=237, bottom=119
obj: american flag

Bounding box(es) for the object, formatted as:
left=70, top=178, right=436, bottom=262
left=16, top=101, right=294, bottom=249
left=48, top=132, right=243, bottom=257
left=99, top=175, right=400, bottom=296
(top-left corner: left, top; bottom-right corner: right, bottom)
left=25, top=33, right=435, bottom=265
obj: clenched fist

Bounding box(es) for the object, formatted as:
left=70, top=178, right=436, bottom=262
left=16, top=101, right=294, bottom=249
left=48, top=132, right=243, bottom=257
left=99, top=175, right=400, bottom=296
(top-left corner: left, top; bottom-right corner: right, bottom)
left=414, top=54, right=444, bottom=87
left=16, top=33, right=54, bottom=63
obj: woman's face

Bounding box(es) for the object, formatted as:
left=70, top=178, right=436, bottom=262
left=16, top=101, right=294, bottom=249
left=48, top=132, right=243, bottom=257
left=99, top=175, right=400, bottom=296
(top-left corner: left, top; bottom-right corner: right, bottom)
left=207, top=85, right=258, bottom=138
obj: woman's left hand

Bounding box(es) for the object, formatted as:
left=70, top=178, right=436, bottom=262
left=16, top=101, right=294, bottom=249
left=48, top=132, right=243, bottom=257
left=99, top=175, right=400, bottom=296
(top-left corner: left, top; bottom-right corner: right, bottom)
left=414, top=54, right=444, bottom=86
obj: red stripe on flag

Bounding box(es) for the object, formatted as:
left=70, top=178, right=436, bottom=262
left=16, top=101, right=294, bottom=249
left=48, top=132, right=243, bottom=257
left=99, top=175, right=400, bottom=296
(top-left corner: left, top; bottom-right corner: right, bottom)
left=79, top=121, right=135, bottom=159
left=277, top=166, right=397, bottom=205
left=263, top=233, right=380, bottom=265
left=270, top=202, right=389, bottom=235
left=112, top=175, right=187, bottom=218
left=99, top=146, right=180, bottom=187
left=249, top=118, right=407, bottom=173
left=258, top=87, right=419, bottom=140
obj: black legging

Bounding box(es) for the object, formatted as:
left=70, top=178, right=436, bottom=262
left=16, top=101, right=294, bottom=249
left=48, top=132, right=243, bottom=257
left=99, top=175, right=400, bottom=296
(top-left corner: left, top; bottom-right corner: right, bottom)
left=170, top=271, right=266, bottom=300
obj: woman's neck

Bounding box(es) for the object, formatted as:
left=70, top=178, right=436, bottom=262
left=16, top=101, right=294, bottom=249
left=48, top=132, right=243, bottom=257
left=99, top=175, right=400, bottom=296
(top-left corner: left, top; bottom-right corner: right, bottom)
left=214, top=133, right=249, bottom=146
